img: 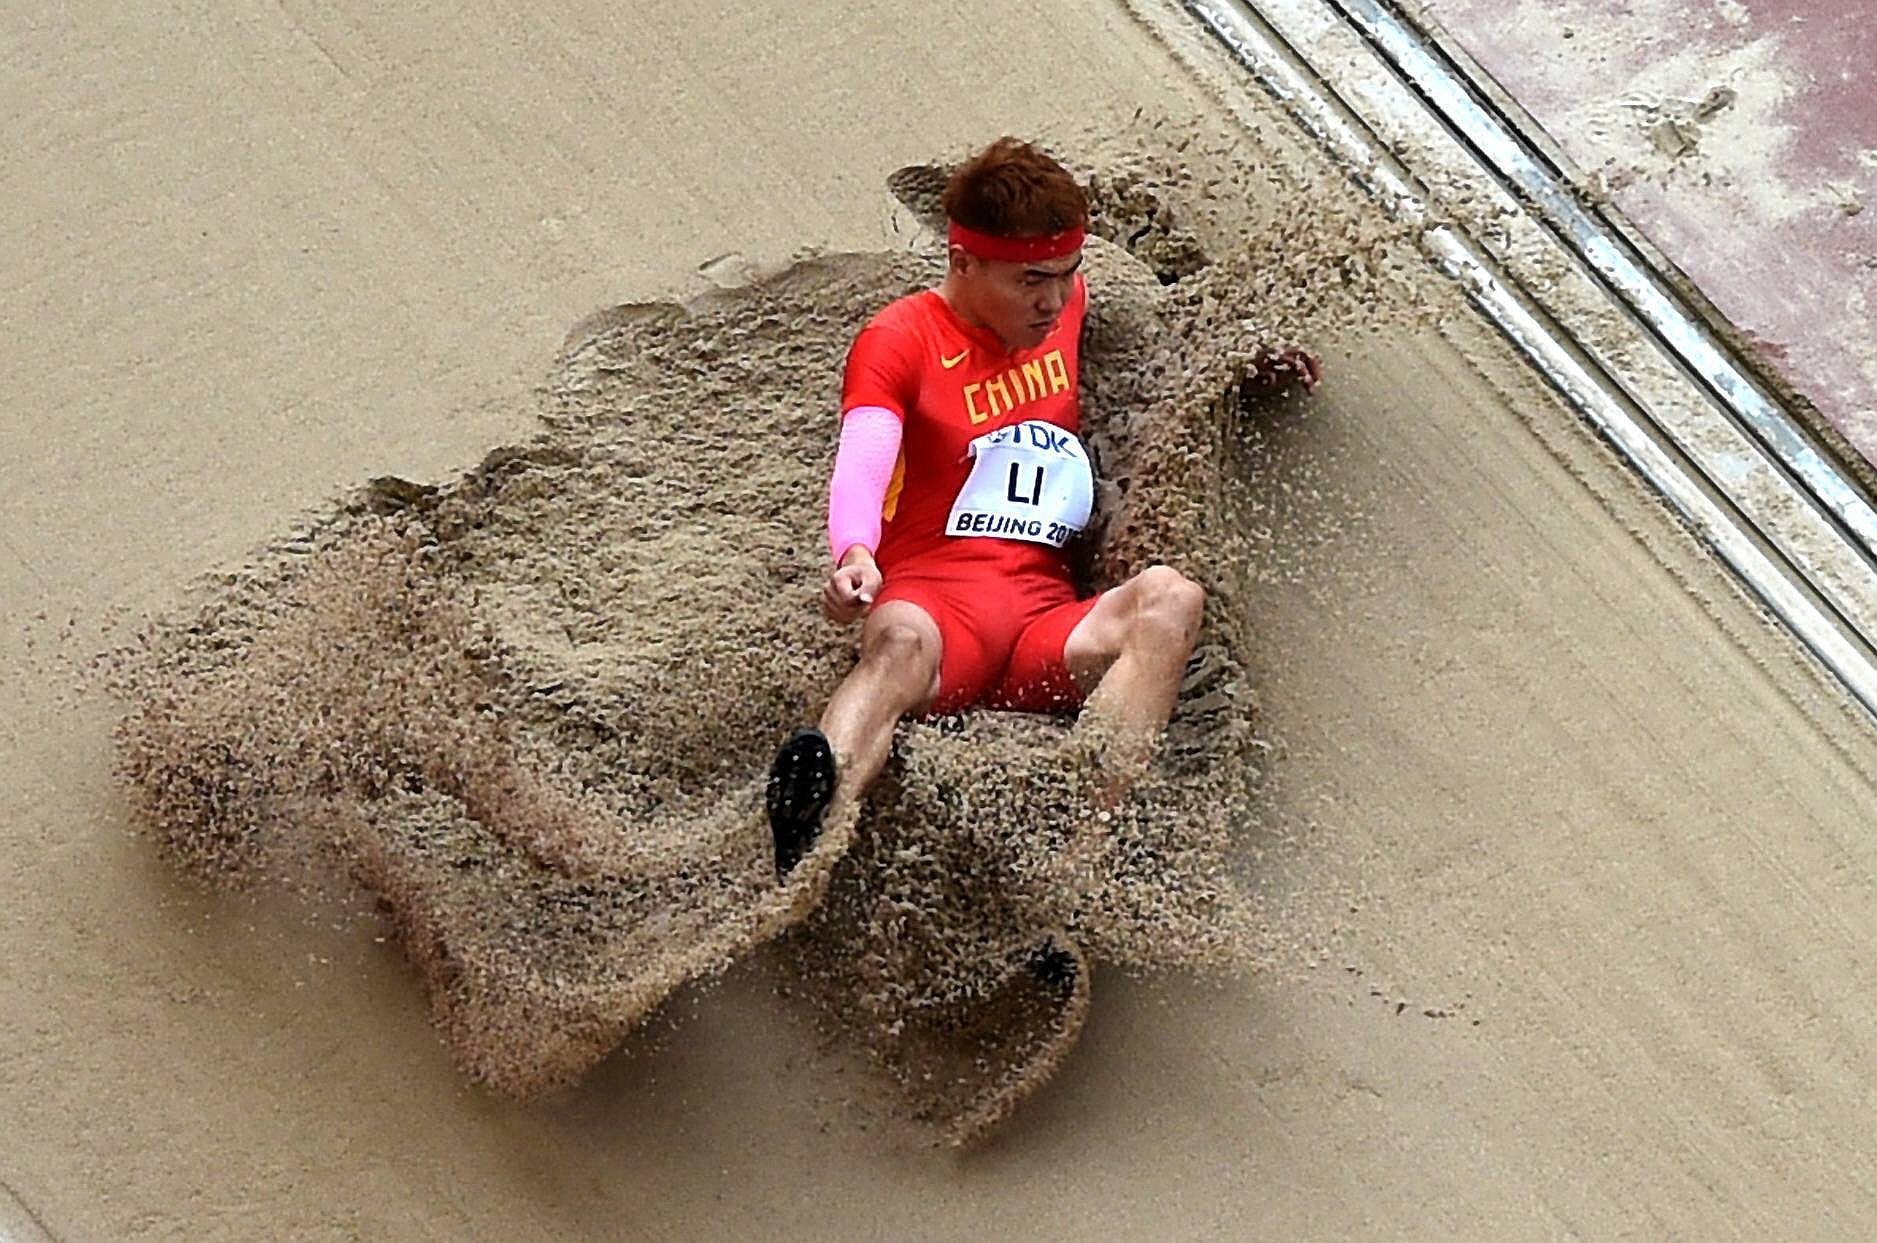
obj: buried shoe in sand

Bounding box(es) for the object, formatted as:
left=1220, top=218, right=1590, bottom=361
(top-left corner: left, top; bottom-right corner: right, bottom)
left=112, top=133, right=1411, bottom=1143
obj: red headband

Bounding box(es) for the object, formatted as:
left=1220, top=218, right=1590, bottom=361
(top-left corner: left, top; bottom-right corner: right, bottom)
left=947, top=220, right=1087, bottom=263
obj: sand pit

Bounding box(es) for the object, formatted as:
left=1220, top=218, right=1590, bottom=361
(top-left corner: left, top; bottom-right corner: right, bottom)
left=108, top=147, right=1416, bottom=1141
left=13, top=0, right=1877, bottom=1232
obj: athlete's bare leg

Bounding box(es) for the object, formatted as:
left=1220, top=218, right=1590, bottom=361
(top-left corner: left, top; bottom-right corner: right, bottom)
left=1062, top=564, right=1207, bottom=803
left=767, top=599, right=943, bottom=876
left=819, top=600, right=944, bottom=800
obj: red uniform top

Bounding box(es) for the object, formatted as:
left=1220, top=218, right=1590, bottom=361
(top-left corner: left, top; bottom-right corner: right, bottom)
left=839, top=274, right=1089, bottom=580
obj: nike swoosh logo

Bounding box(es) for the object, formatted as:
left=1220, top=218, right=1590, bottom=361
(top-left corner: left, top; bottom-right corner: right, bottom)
left=940, top=348, right=970, bottom=369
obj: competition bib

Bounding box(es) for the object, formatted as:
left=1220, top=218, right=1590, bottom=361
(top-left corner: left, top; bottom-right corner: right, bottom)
left=946, top=420, right=1094, bottom=548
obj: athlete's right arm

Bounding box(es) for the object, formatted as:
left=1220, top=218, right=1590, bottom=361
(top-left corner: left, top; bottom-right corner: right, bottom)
left=822, top=320, right=920, bottom=622
left=826, top=407, right=902, bottom=569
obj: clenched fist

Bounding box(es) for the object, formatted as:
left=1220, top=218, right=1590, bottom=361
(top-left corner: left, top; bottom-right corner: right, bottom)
left=1239, top=346, right=1323, bottom=400
left=823, top=546, right=883, bottom=623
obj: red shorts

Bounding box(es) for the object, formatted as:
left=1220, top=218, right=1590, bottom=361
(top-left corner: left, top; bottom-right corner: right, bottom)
left=875, top=566, right=1103, bottom=717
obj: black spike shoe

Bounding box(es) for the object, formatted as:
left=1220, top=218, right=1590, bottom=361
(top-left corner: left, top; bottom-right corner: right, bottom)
left=1029, top=936, right=1079, bottom=994
left=766, top=727, right=837, bottom=879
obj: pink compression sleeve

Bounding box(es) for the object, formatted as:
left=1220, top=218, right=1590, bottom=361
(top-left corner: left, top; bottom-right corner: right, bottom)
left=827, top=405, right=903, bottom=565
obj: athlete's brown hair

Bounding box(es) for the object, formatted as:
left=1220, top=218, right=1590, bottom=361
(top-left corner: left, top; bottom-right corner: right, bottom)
left=941, top=137, right=1088, bottom=238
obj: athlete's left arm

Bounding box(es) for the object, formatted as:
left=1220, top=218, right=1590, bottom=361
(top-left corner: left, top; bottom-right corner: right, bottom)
left=1239, top=345, right=1323, bottom=398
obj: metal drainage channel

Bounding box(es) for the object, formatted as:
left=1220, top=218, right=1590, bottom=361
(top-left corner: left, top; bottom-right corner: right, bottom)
left=1182, top=0, right=1877, bottom=721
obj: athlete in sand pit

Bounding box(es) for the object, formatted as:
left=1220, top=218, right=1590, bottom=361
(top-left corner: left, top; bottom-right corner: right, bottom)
left=767, top=137, right=1318, bottom=878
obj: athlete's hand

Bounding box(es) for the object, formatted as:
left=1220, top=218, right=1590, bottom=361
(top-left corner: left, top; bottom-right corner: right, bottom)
left=823, top=547, right=883, bottom=623
left=1240, top=347, right=1322, bottom=400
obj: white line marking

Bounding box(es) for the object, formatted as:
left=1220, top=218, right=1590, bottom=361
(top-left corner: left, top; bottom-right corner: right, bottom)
left=1182, top=0, right=1877, bottom=719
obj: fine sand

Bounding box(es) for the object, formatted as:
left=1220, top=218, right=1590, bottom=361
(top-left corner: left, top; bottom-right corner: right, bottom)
left=7, top=1, right=1877, bottom=1239
left=104, top=143, right=1416, bottom=1145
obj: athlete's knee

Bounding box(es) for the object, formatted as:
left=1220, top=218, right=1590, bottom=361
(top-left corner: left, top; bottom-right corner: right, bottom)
left=1130, top=566, right=1205, bottom=646
left=862, top=620, right=939, bottom=680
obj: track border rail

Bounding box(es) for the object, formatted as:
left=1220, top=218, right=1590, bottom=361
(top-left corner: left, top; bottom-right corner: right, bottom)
left=1179, top=0, right=1877, bottom=721
left=1330, top=0, right=1877, bottom=564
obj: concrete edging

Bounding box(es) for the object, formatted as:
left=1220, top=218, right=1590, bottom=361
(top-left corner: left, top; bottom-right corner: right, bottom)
left=1178, top=0, right=1877, bottom=720
left=0, top=1180, right=53, bottom=1243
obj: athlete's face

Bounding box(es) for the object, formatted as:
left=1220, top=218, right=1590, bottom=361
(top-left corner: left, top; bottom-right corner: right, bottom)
left=954, top=248, right=1084, bottom=352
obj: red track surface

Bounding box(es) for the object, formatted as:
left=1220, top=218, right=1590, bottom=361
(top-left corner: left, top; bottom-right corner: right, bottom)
left=1421, top=0, right=1877, bottom=465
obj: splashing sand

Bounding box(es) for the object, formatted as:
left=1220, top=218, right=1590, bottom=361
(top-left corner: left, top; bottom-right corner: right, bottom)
left=110, top=141, right=1418, bottom=1143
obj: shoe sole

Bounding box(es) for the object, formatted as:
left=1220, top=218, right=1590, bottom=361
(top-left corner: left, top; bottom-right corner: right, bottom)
left=766, top=727, right=836, bottom=878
